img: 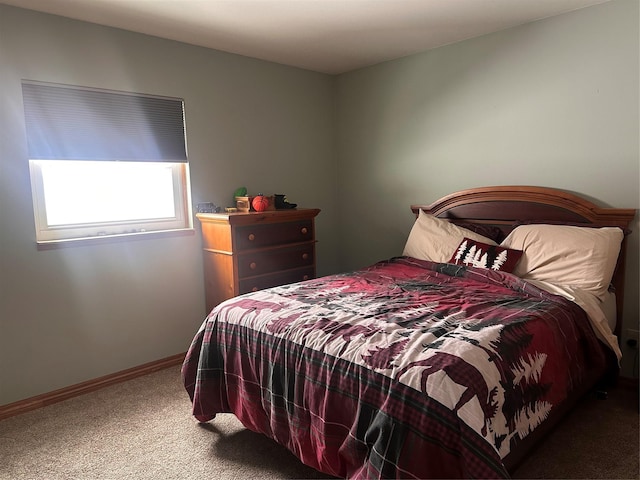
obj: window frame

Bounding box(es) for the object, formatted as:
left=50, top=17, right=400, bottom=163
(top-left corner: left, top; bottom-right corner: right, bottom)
left=29, top=160, right=193, bottom=245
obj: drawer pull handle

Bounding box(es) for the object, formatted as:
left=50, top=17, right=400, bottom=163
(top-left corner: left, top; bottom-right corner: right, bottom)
left=250, top=262, right=257, bottom=270
left=248, top=233, right=255, bottom=241
left=300, top=227, right=308, bottom=235
left=251, top=287, right=258, bottom=292
left=302, top=253, right=309, bottom=260
left=303, top=275, right=309, bottom=281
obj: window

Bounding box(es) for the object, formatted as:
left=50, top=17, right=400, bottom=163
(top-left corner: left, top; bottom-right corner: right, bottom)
left=29, top=160, right=189, bottom=241
left=22, top=81, right=192, bottom=244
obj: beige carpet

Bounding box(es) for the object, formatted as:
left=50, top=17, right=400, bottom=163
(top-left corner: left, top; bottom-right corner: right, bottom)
left=0, top=365, right=637, bottom=479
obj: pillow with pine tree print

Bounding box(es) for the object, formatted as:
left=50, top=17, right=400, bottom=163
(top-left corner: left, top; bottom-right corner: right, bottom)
left=449, top=238, right=523, bottom=272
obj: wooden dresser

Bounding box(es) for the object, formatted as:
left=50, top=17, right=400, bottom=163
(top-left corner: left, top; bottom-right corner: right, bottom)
left=196, top=208, right=321, bottom=312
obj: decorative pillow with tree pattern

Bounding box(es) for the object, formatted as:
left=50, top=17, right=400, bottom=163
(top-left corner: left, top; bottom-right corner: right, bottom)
left=450, top=238, right=523, bottom=272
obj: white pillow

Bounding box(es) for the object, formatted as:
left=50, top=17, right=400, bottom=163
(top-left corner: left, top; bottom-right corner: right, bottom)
left=403, top=211, right=497, bottom=263
left=500, top=224, right=623, bottom=301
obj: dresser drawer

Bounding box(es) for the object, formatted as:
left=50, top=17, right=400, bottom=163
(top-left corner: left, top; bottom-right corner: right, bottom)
left=238, top=244, right=314, bottom=277
left=235, top=220, right=313, bottom=251
left=239, top=267, right=314, bottom=294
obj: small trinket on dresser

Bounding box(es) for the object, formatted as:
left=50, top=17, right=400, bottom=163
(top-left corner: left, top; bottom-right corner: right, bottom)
left=196, top=202, right=219, bottom=213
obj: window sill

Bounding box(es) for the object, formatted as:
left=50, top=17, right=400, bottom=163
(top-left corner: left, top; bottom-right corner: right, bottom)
left=36, top=228, right=195, bottom=250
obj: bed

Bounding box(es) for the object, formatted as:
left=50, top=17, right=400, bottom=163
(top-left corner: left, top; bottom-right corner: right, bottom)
left=182, top=185, right=636, bottom=479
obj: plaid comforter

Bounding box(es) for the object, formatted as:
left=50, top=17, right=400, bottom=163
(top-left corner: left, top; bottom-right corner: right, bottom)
left=182, top=257, right=608, bottom=479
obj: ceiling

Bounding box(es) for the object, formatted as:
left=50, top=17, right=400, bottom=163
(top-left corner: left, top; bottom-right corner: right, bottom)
left=1, top=0, right=612, bottom=74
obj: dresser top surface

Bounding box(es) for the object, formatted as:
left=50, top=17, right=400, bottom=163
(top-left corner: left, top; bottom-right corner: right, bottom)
left=196, top=208, right=320, bottom=226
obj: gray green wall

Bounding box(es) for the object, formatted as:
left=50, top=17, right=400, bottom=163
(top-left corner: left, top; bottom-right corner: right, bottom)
left=335, top=0, right=639, bottom=375
left=1, top=0, right=638, bottom=406
left=0, top=5, right=339, bottom=405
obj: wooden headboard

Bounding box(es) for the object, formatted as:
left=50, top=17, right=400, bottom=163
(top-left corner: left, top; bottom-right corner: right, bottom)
left=411, top=185, right=636, bottom=337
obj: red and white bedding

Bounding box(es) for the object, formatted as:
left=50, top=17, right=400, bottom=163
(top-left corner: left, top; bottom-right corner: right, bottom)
left=182, top=256, right=608, bottom=479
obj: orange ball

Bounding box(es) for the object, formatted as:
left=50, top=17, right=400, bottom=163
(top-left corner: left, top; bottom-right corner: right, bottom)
left=252, top=195, right=269, bottom=212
